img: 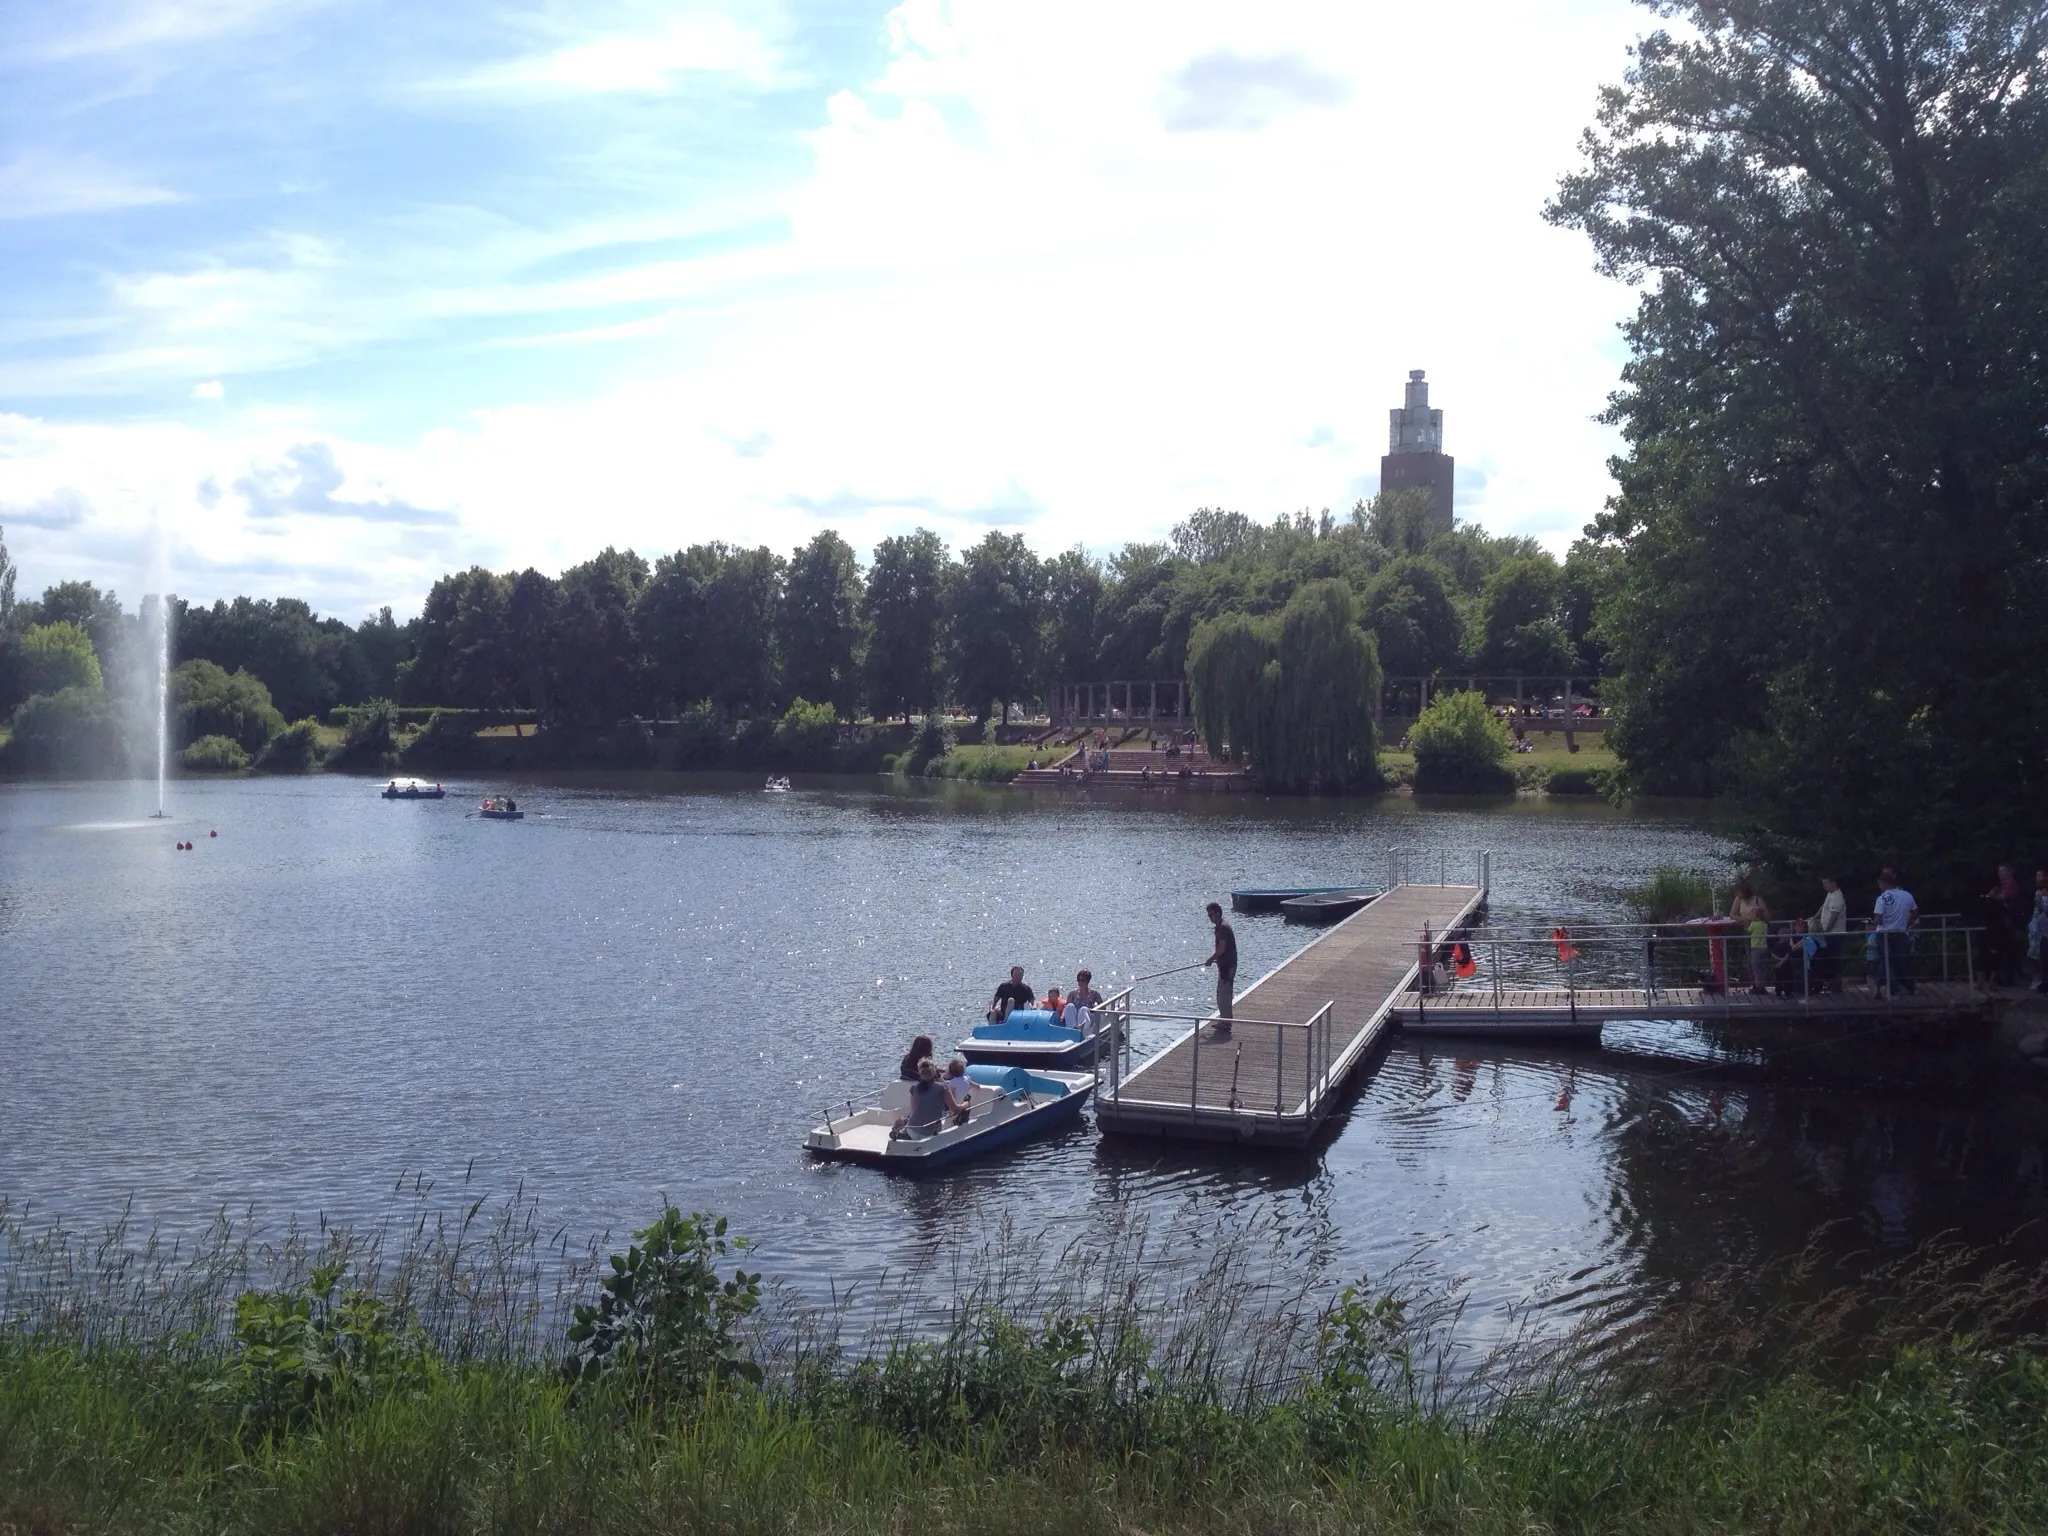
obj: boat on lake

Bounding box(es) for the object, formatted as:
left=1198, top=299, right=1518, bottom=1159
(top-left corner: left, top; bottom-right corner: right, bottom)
left=958, top=1006, right=1110, bottom=1068
left=478, top=796, right=524, bottom=820
left=1279, top=888, right=1381, bottom=925
left=804, top=1064, right=1093, bottom=1170
left=1232, top=885, right=1377, bottom=914
left=381, top=778, right=445, bottom=800
left=763, top=775, right=791, bottom=792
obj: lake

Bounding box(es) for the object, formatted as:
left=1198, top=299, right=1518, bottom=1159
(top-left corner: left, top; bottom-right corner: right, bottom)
left=5, top=773, right=2045, bottom=1355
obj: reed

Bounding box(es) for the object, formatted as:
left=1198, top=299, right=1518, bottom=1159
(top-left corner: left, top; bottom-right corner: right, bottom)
left=3, top=1190, right=2045, bottom=1533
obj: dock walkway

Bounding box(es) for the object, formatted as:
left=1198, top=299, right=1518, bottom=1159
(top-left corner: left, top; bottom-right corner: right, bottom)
left=1096, top=880, right=1485, bottom=1145
left=1392, top=980, right=1987, bottom=1033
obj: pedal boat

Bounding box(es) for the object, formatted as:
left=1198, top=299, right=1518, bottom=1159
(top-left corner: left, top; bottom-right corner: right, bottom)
left=957, top=1006, right=1110, bottom=1069
left=804, top=1064, right=1093, bottom=1171
left=478, top=797, right=524, bottom=820
left=381, top=778, right=445, bottom=800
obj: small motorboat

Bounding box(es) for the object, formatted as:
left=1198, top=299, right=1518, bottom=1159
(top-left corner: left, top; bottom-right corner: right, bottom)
left=958, top=1006, right=1110, bottom=1069
left=381, top=778, right=445, bottom=800
left=1279, top=888, right=1381, bottom=924
left=763, top=775, right=792, bottom=793
left=478, top=796, right=524, bottom=820
left=804, top=1064, right=1093, bottom=1171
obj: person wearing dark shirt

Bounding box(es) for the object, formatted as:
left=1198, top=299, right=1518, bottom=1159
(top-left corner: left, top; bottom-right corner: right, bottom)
left=1203, top=902, right=1238, bottom=1037
left=898, top=1034, right=935, bottom=1081
left=989, top=966, right=1035, bottom=1020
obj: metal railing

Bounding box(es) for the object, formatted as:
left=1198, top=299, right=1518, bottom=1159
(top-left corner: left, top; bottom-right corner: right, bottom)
left=1406, top=918, right=1985, bottom=1022
left=1385, top=848, right=1492, bottom=891
left=1099, top=994, right=1339, bottom=1126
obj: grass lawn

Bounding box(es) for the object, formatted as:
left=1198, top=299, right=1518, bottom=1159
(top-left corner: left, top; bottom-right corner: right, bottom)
left=928, top=742, right=1044, bottom=781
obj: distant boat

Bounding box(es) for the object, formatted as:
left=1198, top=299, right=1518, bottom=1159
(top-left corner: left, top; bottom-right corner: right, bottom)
left=763, top=775, right=792, bottom=793
left=478, top=796, right=524, bottom=820
left=381, top=778, right=444, bottom=800
left=804, top=1065, right=1093, bottom=1171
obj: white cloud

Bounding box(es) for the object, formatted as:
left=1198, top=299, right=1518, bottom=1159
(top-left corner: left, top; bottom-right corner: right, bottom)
left=0, top=150, right=178, bottom=220
left=191, top=379, right=224, bottom=399
left=443, top=8, right=783, bottom=94
left=4, top=0, right=1651, bottom=612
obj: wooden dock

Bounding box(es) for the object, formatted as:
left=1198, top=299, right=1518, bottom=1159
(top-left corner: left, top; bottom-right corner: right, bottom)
left=1391, top=980, right=1989, bottom=1035
left=1096, top=881, right=1486, bottom=1146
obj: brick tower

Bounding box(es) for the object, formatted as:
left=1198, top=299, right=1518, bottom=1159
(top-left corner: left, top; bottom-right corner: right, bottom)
left=1379, top=369, right=1454, bottom=534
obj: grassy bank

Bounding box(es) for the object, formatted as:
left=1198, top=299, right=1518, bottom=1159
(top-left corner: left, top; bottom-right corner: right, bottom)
left=4, top=1199, right=2045, bottom=1533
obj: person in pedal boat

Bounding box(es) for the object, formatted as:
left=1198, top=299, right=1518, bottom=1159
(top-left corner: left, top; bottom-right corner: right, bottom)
left=891, top=1058, right=949, bottom=1139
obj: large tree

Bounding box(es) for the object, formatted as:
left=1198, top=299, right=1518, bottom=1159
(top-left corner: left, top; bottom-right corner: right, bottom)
left=1038, top=545, right=1103, bottom=693
left=862, top=530, right=948, bottom=720
left=1549, top=0, right=2048, bottom=891
left=950, top=532, right=1042, bottom=723
left=551, top=548, right=648, bottom=731
left=780, top=531, right=862, bottom=717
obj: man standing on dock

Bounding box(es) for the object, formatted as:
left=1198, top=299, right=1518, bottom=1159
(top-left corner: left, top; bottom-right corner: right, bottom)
left=1204, top=902, right=1238, bottom=1037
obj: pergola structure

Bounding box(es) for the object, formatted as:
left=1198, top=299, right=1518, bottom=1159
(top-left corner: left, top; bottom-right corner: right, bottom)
left=1379, top=675, right=1607, bottom=719
left=1052, top=680, right=1190, bottom=728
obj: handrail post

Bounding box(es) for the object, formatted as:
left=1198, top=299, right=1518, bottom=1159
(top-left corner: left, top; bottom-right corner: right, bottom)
left=1275, top=1022, right=1285, bottom=1116
left=1965, top=928, right=1975, bottom=996
left=1190, top=1015, right=1201, bottom=1120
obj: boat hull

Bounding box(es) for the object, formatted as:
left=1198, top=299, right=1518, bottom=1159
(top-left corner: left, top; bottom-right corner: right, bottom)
left=479, top=809, right=524, bottom=820
left=1234, top=885, right=1377, bottom=914
left=1279, top=889, right=1380, bottom=924
left=958, top=1036, right=1100, bottom=1068
left=805, top=1076, right=1093, bottom=1172
left=381, top=789, right=445, bottom=800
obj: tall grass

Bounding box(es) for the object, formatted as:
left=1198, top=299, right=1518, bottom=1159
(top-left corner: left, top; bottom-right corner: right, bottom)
left=4, top=1188, right=2047, bottom=1533
left=1629, top=865, right=1719, bottom=922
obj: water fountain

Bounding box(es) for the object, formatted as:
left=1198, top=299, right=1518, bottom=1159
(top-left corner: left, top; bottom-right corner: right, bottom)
left=143, top=520, right=171, bottom=819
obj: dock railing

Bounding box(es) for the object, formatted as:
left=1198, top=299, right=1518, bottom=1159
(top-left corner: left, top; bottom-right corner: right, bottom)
left=1384, top=848, right=1491, bottom=891
left=1098, top=995, right=1339, bottom=1126
left=1410, top=916, right=1984, bottom=1021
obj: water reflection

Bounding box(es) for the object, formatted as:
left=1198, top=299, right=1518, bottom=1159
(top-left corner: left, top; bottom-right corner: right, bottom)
left=1, top=773, right=2042, bottom=1355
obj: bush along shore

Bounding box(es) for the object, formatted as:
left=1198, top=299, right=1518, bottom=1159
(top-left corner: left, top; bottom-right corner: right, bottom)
left=3, top=1195, right=2046, bottom=1534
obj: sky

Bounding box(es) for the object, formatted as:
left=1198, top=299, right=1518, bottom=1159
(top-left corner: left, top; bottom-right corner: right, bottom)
left=0, top=0, right=1652, bottom=622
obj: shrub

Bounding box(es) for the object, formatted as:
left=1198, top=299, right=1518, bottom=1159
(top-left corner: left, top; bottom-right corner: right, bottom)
left=773, top=698, right=838, bottom=766
left=256, top=717, right=324, bottom=774
left=3, top=686, right=126, bottom=775
left=181, top=734, right=249, bottom=772
left=398, top=708, right=482, bottom=770
left=19, top=621, right=103, bottom=696
left=564, top=1208, right=761, bottom=1402
left=1544, top=765, right=1613, bottom=797
left=903, top=714, right=955, bottom=775
left=675, top=700, right=727, bottom=766
left=1409, top=690, right=1514, bottom=793
left=326, top=699, right=398, bottom=772
left=171, top=659, right=284, bottom=754
left=1631, top=866, right=1717, bottom=923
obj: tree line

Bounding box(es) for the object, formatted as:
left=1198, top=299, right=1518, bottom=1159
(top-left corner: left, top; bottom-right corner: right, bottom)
left=0, top=499, right=1606, bottom=754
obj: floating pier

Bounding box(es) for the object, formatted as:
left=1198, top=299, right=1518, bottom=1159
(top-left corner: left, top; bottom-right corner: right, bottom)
left=1096, top=857, right=1488, bottom=1146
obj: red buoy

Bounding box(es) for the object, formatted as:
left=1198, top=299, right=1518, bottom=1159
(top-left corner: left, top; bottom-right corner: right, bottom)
left=210, top=829, right=217, bottom=838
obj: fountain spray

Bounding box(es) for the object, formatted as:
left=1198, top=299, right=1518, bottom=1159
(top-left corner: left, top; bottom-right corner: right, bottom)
left=145, top=515, right=171, bottom=819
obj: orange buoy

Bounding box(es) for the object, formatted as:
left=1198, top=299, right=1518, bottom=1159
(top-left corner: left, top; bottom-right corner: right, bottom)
left=210, top=829, right=217, bottom=838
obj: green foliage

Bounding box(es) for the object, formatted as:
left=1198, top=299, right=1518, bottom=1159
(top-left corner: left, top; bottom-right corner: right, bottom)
left=180, top=734, right=250, bottom=773
left=325, top=698, right=399, bottom=773
left=18, top=621, right=103, bottom=696
left=564, top=1208, right=761, bottom=1401
left=1543, top=764, right=1614, bottom=798
left=211, top=1259, right=435, bottom=1439
left=1408, top=690, right=1513, bottom=793
left=902, top=713, right=955, bottom=775
left=176, top=594, right=373, bottom=722
left=1187, top=578, right=1381, bottom=792
left=1361, top=557, right=1464, bottom=677
left=862, top=529, right=948, bottom=719
left=781, top=532, right=862, bottom=717
left=3, top=686, right=126, bottom=775
left=1548, top=0, right=2048, bottom=897
left=171, top=658, right=285, bottom=753
left=255, top=718, right=325, bottom=774
left=1473, top=554, right=1577, bottom=675
left=772, top=697, right=838, bottom=765
left=1630, top=867, right=1718, bottom=923
left=950, top=531, right=1041, bottom=722
left=1360, top=486, right=1440, bottom=557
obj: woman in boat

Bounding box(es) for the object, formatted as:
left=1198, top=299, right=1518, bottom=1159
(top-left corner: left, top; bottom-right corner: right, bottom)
left=890, top=1058, right=949, bottom=1139
left=898, top=1035, right=935, bottom=1081
left=942, top=1057, right=973, bottom=1125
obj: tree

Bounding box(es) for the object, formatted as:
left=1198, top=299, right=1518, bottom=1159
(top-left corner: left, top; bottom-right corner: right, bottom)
left=1408, top=689, right=1514, bottom=793
left=29, top=581, right=125, bottom=678
left=355, top=608, right=410, bottom=703
left=552, top=548, right=648, bottom=731
left=503, top=572, right=557, bottom=718
left=1358, top=487, right=1440, bottom=557
left=780, top=532, right=862, bottom=718
left=1186, top=578, right=1382, bottom=791
left=0, top=524, right=15, bottom=631
left=19, top=621, right=103, bottom=696
left=4, top=687, right=125, bottom=775
left=1473, top=555, right=1577, bottom=676
left=1171, top=507, right=1260, bottom=566
left=1094, top=543, right=1181, bottom=678
left=1547, top=0, right=2048, bottom=889
left=863, top=530, right=948, bottom=720
left=950, top=532, right=1042, bottom=723
left=400, top=568, right=510, bottom=709
left=1361, top=558, right=1464, bottom=677
left=171, top=659, right=285, bottom=753
left=701, top=547, right=782, bottom=715
left=1038, top=546, right=1103, bottom=693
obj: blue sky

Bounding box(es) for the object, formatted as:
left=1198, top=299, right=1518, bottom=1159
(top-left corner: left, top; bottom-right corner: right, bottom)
left=1, top=0, right=1647, bottom=619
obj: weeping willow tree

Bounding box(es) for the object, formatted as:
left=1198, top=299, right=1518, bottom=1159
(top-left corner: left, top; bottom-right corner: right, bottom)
left=1186, top=578, right=1382, bottom=792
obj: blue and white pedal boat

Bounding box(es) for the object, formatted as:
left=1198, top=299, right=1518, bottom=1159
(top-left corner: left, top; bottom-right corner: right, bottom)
left=958, top=1007, right=1109, bottom=1069
left=804, top=1064, right=1093, bottom=1171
